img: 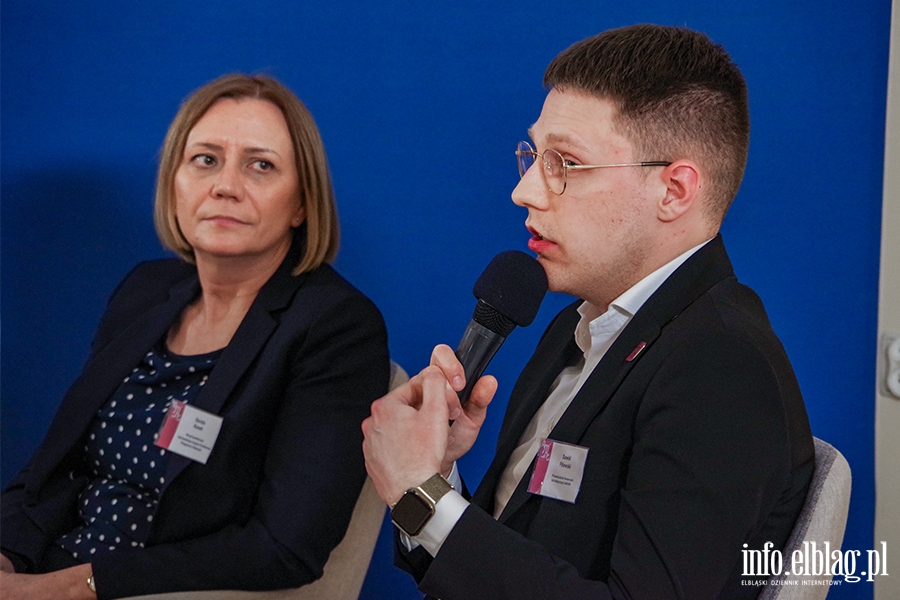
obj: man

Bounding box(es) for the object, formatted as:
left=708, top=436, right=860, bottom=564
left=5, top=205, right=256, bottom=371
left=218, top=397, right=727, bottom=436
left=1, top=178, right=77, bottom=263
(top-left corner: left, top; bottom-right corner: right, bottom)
left=362, top=24, right=814, bottom=599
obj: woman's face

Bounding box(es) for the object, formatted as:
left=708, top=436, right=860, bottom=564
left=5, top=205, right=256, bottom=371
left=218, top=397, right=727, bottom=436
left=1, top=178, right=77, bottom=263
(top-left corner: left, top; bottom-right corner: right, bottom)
left=174, top=98, right=304, bottom=267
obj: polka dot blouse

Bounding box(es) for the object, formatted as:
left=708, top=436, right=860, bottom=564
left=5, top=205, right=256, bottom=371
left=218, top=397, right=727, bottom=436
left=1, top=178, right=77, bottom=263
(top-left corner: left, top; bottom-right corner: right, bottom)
left=56, top=342, right=222, bottom=562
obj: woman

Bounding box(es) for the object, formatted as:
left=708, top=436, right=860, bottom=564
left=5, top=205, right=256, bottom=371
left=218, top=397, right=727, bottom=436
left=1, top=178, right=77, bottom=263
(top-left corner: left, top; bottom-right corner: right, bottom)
left=0, top=74, right=390, bottom=599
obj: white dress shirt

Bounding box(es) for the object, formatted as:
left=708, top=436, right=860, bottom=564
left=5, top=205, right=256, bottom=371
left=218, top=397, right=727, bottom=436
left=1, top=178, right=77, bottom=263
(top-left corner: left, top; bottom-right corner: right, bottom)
left=405, top=239, right=711, bottom=557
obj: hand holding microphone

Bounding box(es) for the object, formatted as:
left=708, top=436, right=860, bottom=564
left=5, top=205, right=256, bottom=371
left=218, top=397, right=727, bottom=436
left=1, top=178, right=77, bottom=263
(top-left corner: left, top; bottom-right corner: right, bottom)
left=454, top=250, right=548, bottom=405
left=362, top=251, right=547, bottom=502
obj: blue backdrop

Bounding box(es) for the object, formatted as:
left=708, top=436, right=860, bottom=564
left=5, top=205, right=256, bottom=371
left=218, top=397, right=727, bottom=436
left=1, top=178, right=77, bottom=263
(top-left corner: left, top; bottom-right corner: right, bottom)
left=1, top=2, right=890, bottom=598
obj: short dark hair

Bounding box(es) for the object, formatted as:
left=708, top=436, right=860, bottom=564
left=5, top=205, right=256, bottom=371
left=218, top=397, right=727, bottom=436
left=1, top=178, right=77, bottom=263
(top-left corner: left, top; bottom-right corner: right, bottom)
left=545, top=24, right=750, bottom=222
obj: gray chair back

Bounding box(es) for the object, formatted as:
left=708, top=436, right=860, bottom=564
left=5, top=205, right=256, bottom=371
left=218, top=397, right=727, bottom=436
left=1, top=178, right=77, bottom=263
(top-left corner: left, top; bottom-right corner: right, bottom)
left=757, top=437, right=851, bottom=600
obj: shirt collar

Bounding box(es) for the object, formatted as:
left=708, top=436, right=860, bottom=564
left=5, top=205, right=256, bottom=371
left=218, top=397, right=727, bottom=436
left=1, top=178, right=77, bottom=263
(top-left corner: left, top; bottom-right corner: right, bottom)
left=574, top=238, right=712, bottom=353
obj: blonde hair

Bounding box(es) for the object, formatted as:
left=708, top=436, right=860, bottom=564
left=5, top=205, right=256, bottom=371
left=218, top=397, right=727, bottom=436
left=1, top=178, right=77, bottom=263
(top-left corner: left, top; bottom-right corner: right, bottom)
left=154, top=74, right=339, bottom=275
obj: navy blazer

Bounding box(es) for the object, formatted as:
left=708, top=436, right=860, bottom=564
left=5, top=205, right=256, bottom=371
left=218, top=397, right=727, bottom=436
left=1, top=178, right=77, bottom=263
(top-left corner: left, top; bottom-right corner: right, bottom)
left=399, top=236, right=814, bottom=600
left=1, top=246, right=390, bottom=598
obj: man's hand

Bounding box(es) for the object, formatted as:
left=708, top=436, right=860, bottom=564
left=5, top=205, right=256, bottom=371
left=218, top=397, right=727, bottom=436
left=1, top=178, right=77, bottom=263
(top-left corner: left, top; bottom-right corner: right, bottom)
left=429, top=344, right=497, bottom=475
left=362, top=345, right=497, bottom=506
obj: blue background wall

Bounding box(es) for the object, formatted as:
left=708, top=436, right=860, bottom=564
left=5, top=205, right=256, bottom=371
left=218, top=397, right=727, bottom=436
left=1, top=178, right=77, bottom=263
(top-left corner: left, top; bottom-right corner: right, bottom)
left=1, top=1, right=890, bottom=598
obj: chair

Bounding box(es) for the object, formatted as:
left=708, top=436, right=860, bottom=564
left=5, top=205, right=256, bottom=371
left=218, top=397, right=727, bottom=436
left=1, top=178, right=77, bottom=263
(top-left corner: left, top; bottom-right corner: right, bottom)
left=125, top=361, right=408, bottom=600
left=757, top=437, right=852, bottom=600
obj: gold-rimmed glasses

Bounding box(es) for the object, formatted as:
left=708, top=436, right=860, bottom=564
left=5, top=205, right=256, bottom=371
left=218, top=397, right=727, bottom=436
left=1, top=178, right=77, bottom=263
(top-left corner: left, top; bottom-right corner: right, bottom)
left=515, top=140, right=672, bottom=195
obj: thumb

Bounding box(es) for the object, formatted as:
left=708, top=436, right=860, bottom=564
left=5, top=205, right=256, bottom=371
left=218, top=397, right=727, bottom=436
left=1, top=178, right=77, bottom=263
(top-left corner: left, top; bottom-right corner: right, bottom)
left=462, top=375, right=497, bottom=425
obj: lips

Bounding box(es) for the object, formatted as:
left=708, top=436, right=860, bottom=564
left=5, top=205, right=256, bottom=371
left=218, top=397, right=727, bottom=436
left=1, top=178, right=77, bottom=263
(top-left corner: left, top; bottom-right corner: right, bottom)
left=203, top=215, right=248, bottom=226
left=527, top=225, right=556, bottom=254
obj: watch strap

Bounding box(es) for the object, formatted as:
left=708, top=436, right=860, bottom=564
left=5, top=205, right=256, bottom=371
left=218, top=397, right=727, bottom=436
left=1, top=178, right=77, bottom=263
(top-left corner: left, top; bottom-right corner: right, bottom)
left=390, top=473, right=455, bottom=537
left=415, top=473, right=454, bottom=505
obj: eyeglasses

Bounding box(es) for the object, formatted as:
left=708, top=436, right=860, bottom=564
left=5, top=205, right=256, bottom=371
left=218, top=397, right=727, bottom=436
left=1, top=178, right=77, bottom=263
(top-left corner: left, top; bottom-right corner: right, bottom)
left=516, top=140, right=672, bottom=195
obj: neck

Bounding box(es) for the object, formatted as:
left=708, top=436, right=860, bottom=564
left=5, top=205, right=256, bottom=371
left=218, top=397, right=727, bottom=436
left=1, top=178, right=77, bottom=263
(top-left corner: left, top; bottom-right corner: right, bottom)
left=587, top=228, right=715, bottom=309
left=167, top=243, right=290, bottom=355
left=194, top=240, right=291, bottom=302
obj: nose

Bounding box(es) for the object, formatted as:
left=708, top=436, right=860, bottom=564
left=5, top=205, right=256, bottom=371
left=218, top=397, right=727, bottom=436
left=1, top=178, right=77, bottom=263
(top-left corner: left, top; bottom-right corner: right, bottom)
left=511, top=161, right=550, bottom=210
left=212, top=161, right=243, bottom=200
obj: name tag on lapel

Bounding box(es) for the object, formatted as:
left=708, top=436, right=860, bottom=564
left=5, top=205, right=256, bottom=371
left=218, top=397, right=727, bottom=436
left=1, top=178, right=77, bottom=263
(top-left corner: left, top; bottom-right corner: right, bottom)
left=527, top=438, right=589, bottom=503
left=155, top=401, right=223, bottom=464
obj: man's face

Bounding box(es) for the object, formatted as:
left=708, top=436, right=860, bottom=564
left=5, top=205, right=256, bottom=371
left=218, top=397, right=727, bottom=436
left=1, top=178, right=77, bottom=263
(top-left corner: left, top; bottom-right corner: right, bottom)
left=512, top=89, right=664, bottom=307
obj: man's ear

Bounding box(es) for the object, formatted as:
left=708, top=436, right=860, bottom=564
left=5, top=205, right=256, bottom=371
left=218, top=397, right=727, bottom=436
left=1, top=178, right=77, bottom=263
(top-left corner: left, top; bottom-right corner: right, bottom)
left=657, top=160, right=700, bottom=222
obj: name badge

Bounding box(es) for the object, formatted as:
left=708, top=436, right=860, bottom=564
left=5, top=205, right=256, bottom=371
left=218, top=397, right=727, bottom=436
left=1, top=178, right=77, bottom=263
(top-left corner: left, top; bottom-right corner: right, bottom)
left=527, top=438, right=589, bottom=503
left=155, top=401, right=223, bottom=464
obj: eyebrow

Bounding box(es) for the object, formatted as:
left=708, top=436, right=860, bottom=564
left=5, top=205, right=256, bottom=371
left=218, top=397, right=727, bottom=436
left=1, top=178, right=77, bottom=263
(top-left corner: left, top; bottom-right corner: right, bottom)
left=186, top=142, right=282, bottom=157
left=526, top=128, right=590, bottom=153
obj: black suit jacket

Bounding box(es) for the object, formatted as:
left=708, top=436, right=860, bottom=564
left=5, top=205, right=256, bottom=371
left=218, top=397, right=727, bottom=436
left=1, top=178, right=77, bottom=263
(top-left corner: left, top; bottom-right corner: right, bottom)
left=1, top=245, right=390, bottom=598
left=399, top=236, right=814, bottom=600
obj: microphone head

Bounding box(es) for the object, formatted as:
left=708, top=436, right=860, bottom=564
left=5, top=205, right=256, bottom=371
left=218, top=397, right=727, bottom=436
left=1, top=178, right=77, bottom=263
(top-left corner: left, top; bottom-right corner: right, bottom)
left=472, top=250, right=548, bottom=331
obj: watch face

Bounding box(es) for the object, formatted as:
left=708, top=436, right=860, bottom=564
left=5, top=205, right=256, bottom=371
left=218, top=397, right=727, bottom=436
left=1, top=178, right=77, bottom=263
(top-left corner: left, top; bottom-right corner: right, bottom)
left=391, top=490, right=435, bottom=536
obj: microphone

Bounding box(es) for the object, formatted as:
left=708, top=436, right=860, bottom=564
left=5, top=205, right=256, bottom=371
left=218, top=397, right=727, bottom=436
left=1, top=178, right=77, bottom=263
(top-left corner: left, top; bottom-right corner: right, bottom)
left=455, top=251, right=548, bottom=405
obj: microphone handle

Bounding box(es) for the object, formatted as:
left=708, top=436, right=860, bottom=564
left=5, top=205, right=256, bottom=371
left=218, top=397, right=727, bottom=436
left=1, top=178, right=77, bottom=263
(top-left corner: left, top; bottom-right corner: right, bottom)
left=455, top=319, right=507, bottom=406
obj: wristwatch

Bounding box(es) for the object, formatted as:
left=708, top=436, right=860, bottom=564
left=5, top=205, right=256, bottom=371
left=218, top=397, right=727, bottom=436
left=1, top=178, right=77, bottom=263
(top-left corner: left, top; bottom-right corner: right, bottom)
left=390, top=473, right=454, bottom=537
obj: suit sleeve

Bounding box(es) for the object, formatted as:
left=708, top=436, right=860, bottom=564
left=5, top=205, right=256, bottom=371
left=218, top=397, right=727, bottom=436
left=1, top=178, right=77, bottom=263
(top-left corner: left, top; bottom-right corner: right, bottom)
left=1, top=460, right=40, bottom=572
left=415, top=330, right=792, bottom=600
left=0, top=262, right=180, bottom=571
left=89, top=292, right=390, bottom=598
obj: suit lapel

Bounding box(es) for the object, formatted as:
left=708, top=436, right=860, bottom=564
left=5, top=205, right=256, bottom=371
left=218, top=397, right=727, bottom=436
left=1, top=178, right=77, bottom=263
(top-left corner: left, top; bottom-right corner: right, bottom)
left=495, top=312, right=663, bottom=521
left=472, top=305, right=581, bottom=511
left=31, top=276, right=199, bottom=490
left=33, top=241, right=310, bottom=495
left=489, top=235, right=736, bottom=523
left=495, top=316, right=582, bottom=467
left=161, top=254, right=308, bottom=489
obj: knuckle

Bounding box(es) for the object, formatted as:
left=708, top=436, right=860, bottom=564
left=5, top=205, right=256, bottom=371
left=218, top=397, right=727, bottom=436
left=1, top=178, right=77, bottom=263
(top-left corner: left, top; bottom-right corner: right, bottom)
left=369, top=399, right=383, bottom=417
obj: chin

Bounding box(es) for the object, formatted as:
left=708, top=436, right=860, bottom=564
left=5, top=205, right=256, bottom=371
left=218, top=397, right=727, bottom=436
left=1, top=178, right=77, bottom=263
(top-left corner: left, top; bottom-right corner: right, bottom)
left=542, top=269, right=567, bottom=295
left=193, top=244, right=254, bottom=260
left=544, top=271, right=589, bottom=301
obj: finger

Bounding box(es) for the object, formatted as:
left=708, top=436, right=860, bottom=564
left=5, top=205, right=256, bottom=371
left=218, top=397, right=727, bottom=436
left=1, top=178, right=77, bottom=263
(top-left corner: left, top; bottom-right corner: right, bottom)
left=430, top=344, right=466, bottom=391
left=375, top=376, right=423, bottom=410
left=462, top=374, right=497, bottom=425
left=418, top=366, right=452, bottom=423
left=419, top=355, right=465, bottom=419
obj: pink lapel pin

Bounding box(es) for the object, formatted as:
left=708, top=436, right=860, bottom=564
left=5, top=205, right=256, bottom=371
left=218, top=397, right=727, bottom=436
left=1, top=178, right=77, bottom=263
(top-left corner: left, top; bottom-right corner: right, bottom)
left=626, top=341, right=647, bottom=362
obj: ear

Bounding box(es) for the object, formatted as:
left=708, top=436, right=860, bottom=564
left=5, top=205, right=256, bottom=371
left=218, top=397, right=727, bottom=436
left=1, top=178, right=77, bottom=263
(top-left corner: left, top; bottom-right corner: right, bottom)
left=291, top=197, right=306, bottom=228
left=657, top=160, right=700, bottom=223
left=291, top=208, right=306, bottom=228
